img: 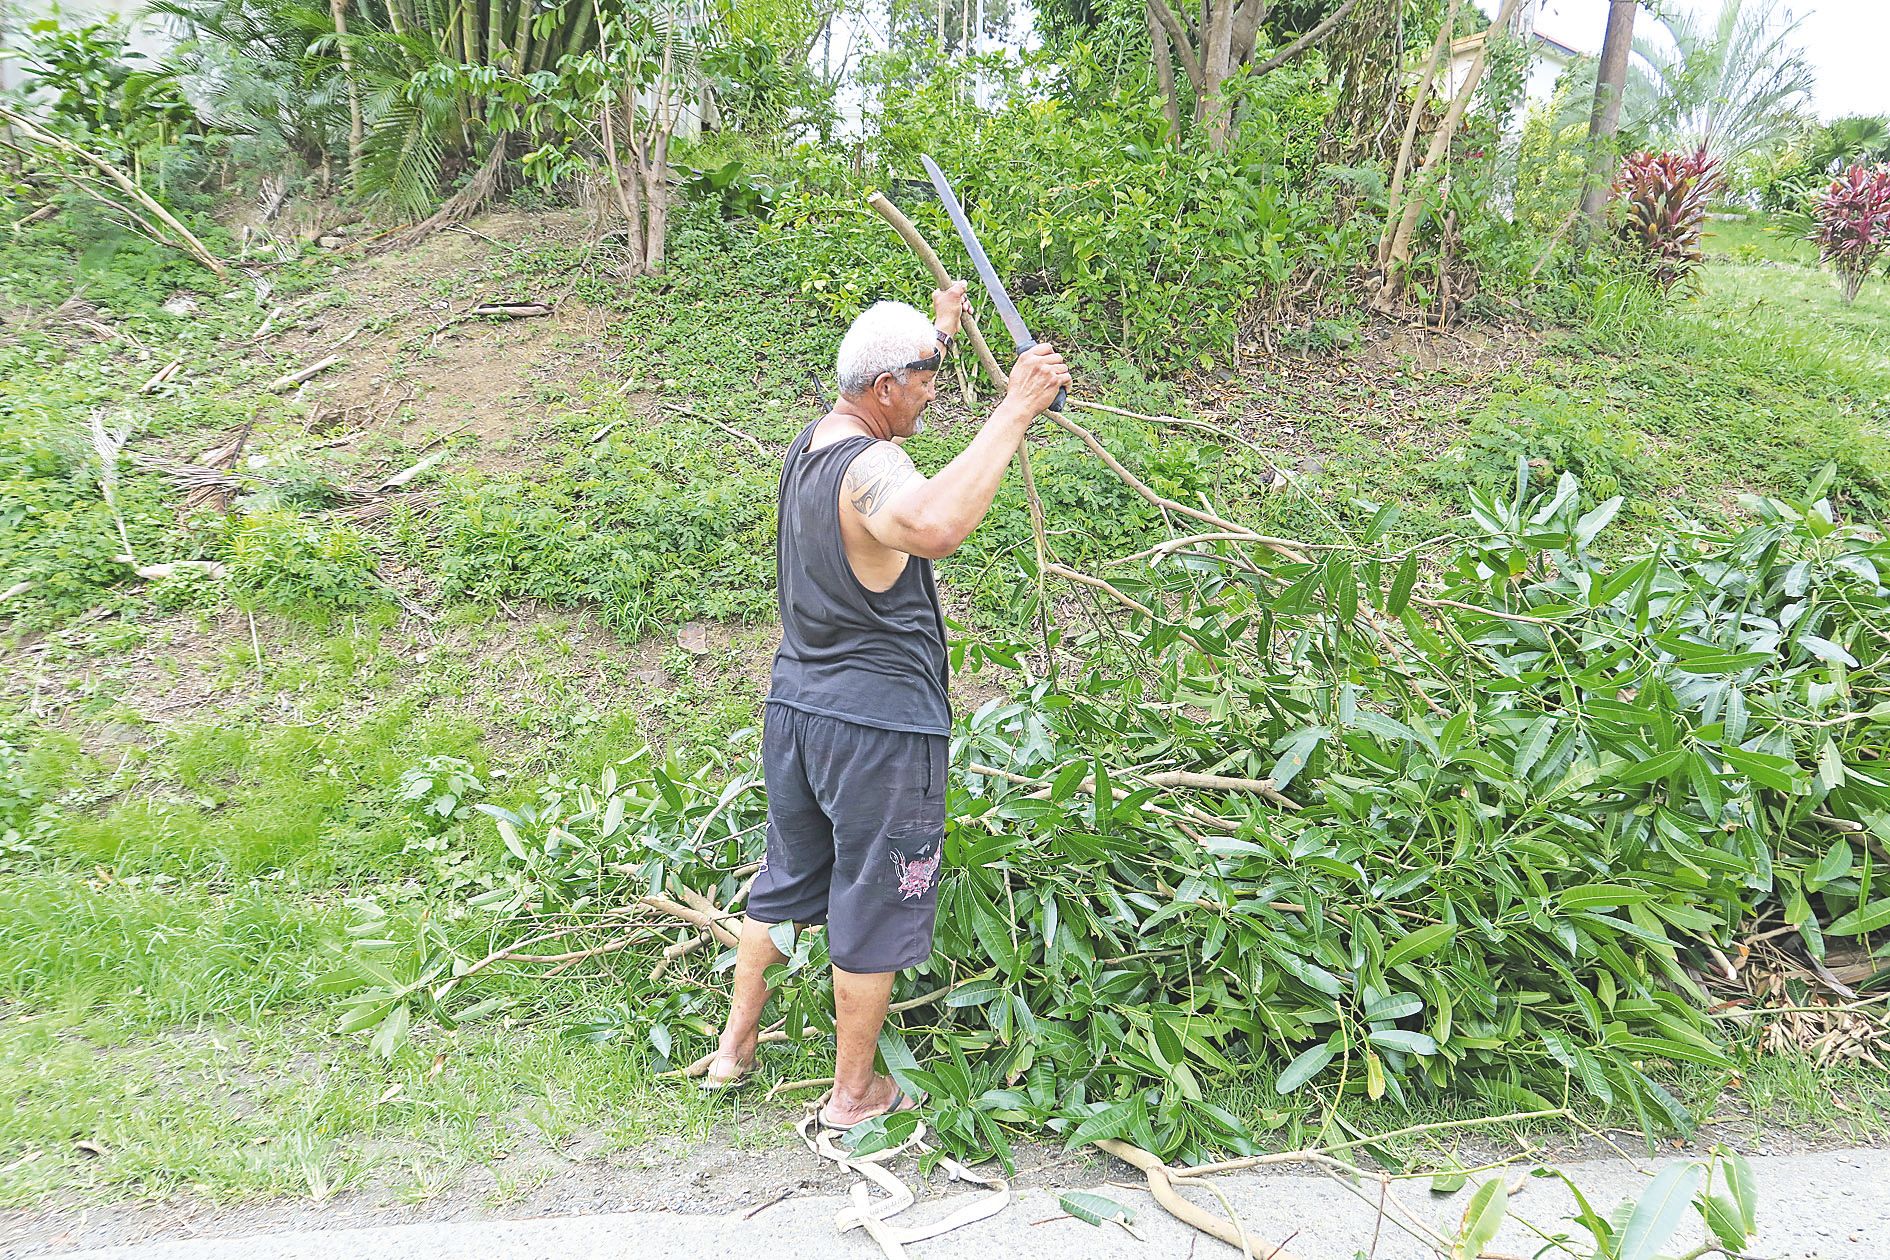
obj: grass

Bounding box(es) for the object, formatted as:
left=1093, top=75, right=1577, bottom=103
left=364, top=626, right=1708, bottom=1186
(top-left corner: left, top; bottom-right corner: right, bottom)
left=3, top=199, right=1889, bottom=1214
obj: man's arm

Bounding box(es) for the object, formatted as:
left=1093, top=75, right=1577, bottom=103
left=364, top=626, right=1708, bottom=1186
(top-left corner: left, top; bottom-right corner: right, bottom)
left=847, top=345, right=1071, bottom=560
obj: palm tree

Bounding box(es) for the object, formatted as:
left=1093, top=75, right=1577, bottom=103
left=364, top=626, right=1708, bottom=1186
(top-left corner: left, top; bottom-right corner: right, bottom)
left=1624, top=0, right=1814, bottom=166
left=1809, top=115, right=1890, bottom=172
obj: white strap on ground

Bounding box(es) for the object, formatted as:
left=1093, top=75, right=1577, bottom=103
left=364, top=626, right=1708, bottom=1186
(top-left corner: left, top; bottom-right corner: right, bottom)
left=796, top=1114, right=1012, bottom=1259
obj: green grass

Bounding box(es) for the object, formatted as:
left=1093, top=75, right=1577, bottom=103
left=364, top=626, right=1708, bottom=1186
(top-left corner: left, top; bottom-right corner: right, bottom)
left=1702, top=212, right=1819, bottom=267
left=4, top=204, right=1890, bottom=1211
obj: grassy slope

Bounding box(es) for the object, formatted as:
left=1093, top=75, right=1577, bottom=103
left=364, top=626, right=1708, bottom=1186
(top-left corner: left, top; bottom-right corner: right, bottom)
left=1, top=208, right=1887, bottom=1209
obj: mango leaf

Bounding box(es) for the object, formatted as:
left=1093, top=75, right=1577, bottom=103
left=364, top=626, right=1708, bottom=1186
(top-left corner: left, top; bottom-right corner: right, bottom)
left=1825, top=896, right=1890, bottom=936
left=1385, top=923, right=1458, bottom=969
left=1059, top=1191, right=1135, bottom=1228
left=1451, top=1178, right=1506, bottom=1260
left=1616, top=1162, right=1703, bottom=1260
left=1276, top=1039, right=1337, bottom=1094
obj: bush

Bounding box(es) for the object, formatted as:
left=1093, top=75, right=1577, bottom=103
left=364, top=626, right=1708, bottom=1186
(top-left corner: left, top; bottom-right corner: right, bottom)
left=222, top=511, right=385, bottom=613
left=765, top=55, right=1344, bottom=371
left=1612, top=149, right=1723, bottom=290
left=432, top=432, right=778, bottom=636
left=1810, top=163, right=1890, bottom=303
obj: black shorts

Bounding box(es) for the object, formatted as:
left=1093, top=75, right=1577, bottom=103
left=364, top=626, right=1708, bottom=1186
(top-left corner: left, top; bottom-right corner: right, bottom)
left=746, top=704, right=947, bottom=973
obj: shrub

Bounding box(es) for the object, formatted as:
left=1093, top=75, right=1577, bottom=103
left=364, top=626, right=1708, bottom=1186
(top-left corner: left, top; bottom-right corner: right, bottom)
left=221, top=511, right=385, bottom=613
left=1612, top=149, right=1723, bottom=289
left=1809, top=163, right=1890, bottom=303
left=766, top=56, right=1343, bottom=371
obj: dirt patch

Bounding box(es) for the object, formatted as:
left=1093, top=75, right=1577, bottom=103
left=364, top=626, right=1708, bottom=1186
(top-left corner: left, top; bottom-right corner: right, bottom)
left=260, top=211, right=621, bottom=477
left=1216, top=318, right=1546, bottom=470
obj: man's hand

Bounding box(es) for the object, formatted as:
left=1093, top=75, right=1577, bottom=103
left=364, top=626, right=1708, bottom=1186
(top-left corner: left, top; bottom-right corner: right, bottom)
left=932, top=279, right=968, bottom=336
left=1002, top=343, right=1072, bottom=417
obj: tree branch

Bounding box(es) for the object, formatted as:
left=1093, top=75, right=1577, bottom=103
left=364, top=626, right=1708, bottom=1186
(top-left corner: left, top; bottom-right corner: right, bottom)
left=1250, top=0, right=1363, bottom=78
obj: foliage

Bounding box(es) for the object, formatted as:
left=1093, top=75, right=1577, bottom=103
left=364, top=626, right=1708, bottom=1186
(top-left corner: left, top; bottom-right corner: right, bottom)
left=700, top=34, right=836, bottom=141
left=1529, top=1146, right=1759, bottom=1260
left=1625, top=0, right=1814, bottom=169
left=1808, top=163, right=1890, bottom=304
left=145, top=0, right=356, bottom=179
left=770, top=53, right=1345, bottom=369
left=1612, top=149, right=1723, bottom=290
left=221, top=510, right=387, bottom=613
left=1512, top=85, right=1590, bottom=238
left=345, top=461, right=1890, bottom=1162
left=1625, top=0, right=1814, bottom=166
left=1742, top=116, right=1890, bottom=213
left=430, top=431, right=777, bottom=636
left=680, top=158, right=778, bottom=219
left=1, top=17, right=199, bottom=177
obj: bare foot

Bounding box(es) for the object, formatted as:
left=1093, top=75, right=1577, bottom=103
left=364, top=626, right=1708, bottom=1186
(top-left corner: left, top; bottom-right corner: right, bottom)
left=820, top=1073, right=919, bottom=1128
left=701, top=1035, right=757, bottom=1088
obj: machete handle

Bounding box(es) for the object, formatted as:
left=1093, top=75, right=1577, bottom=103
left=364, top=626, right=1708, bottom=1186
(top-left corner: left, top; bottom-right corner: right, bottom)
left=1014, top=336, right=1066, bottom=414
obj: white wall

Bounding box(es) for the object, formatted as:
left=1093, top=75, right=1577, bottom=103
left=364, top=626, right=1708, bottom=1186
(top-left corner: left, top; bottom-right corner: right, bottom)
left=2, top=0, right=176, bottom=93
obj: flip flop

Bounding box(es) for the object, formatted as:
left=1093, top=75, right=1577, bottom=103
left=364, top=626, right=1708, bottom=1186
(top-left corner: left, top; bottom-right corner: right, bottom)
left=817, top=1086, right=921, bottom=1132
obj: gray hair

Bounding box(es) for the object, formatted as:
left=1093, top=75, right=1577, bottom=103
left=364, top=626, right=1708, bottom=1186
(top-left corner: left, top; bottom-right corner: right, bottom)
left=836, top=301, right=936, bottom=398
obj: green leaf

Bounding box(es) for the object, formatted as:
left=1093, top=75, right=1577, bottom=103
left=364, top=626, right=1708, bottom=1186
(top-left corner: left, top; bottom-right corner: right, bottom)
left=1275, top=1039, right=1337, bottom=1094
left=1806, top=838, right=1853, bottom=890
left=1721, top=1148, right=1757, bottom=1232
left=1557, top=884, right=1655, bottom=911
left=1574, top=496, right=1622, bottom=548
left=1385, top=923, right=1458, bottom=969
left=1451, top=1178, right=1506, bottom=1260
left=1430, top=1156, right=1469, bottom=1194
left=1269, top=726, right=1329, bottom=792
left=1387, top=554, right=1419, bottom=615
left=1699, top=1192, right=1746, bottom=1250
left=1616, top=1162, right=1704, bottom=1260
left=1065, top=1100, right=1138, bottom=1146
left=369, top=1001, right=411, bottom=1059
left=1825, top=896, right=1890, bottom=936
left=1368, top=1029, right=1438, bottom=1056
left=1058, top=1190, right=1135, bottom=1227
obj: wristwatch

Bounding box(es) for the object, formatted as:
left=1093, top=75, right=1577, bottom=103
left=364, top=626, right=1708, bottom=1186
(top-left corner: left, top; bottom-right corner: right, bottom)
left=935, top=327, right=955, bottom=352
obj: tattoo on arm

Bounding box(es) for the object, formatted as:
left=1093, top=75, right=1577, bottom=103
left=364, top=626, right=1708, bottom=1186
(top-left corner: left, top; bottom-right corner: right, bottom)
left=844, top=443, right=917, bottom=517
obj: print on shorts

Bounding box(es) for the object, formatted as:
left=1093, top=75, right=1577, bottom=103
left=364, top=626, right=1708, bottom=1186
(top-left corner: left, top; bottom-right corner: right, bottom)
left=890, top=844, right=941, bottom=900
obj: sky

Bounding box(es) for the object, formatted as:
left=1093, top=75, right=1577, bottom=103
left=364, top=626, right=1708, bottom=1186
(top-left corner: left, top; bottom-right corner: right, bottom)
left=1480, top=0, right=1889, bottom=121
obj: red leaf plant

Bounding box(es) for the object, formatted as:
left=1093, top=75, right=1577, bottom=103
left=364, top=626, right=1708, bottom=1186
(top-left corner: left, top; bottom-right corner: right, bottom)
left=1612, top=149, right=1725, bottom=290
left=1811, top=163, right=1890, bottom=304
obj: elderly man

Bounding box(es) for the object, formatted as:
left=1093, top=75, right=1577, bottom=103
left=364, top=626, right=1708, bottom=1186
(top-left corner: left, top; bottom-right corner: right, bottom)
left=701, top=283, right=1070, bottom=1128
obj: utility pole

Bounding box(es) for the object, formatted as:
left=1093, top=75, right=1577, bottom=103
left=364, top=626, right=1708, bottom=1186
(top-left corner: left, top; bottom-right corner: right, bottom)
left=1577, top=0, right=1638, bottom=237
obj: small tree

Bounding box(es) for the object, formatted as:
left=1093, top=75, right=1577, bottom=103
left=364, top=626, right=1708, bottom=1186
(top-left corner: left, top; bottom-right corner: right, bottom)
left=1611, top=148, right=1722, bottom=290
left=1144, top=0, right=1360, bottom=151
left=431, top=3, right=692, bottom=276
left=1811, top=163, right=1890, bottom=304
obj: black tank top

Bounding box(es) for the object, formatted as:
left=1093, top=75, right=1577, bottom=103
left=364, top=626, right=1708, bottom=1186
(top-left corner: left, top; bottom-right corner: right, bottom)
left=766, top=419, right=951, bottom=736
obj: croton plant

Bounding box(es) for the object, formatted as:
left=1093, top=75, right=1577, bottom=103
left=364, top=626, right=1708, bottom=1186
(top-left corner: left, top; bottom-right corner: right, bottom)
left=1612, top=148, right=1724, bottom=289
left=1811, top=162, right=1890, bottom=304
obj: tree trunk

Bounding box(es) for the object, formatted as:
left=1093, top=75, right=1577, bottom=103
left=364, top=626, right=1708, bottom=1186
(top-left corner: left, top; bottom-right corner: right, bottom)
left=1147, top=0, right=1357, bottom=153
left=600, top=93, right=645, bottom=275
left=329, top=0, right=364, bottom=193
left=1375, top=0, right=1525, bottom=309
left=1577, top=0, right=1638, bottom=238
left=1377, top=0, right=1463, bottom=273
left=1147, top=2, right=1182, bottom=141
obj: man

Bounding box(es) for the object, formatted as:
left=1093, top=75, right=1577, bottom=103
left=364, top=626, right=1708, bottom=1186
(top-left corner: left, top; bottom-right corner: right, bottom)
left=701, top=283, right=1071, bottom=1128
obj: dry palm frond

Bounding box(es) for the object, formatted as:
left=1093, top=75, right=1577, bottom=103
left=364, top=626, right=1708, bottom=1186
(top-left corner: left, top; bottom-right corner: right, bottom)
left=89, top=410, right=139, bottom=564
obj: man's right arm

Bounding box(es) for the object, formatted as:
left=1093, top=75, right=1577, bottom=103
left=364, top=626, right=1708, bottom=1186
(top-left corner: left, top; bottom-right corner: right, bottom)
left=854, top=345, right=1071, bottom=560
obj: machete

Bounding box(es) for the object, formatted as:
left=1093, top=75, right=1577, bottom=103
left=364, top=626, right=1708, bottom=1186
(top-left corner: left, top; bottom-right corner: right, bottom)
left=919, top=153, right=1065, bottom=414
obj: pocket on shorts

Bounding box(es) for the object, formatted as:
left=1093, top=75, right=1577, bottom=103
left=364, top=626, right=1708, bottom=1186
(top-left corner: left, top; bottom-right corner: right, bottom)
left=881, top=817, right=945, bottom=903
